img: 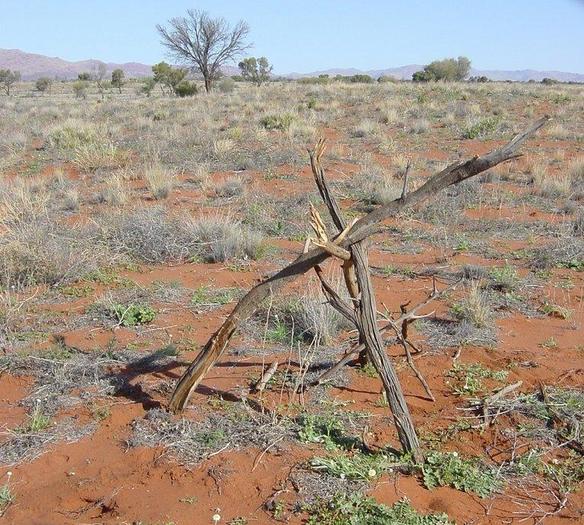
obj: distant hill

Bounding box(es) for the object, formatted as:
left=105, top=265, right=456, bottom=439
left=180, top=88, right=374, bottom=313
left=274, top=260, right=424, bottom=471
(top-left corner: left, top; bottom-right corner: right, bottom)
left=2, top=48, right=583, bottom=83
left=0, top=49, right=152, bottom=80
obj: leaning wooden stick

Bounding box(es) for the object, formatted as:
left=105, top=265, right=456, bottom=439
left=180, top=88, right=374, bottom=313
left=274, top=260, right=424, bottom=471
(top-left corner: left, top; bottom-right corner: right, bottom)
left=309, top=139, right=422, bottom=458
left=169, top=117, right=549, bottom=421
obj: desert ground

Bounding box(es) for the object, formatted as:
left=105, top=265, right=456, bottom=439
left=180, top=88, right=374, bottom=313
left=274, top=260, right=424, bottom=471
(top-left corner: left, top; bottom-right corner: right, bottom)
left=0, top=79, right=583, bottom=524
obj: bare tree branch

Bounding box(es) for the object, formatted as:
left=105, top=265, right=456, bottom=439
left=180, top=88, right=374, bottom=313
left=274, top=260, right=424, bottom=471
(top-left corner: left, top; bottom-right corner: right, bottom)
left=157, top=9, right=251, bottom=92
left=168, top=116, right=549, bottom=415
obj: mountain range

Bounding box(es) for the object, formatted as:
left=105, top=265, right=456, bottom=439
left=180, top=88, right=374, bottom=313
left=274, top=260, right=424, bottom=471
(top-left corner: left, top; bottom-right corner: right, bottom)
left=2, top=48, right=583, bottom=83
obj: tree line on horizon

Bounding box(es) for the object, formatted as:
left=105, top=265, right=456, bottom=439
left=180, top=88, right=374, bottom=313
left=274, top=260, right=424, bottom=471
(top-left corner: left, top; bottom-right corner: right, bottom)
left=0, top=9, right=574, bottom=97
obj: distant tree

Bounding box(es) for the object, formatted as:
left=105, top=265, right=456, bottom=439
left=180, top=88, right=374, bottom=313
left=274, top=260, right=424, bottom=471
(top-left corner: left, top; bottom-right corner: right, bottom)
left=349, top=74, right=374, bottom=83
left=152, top=62, right=188, bottom=95
left=298, top=75, right=329, bottom=85
left=238, top=57, right=272, bottom=86
left=111, top=69, right=125, bottom=93
left=140, top=77, right=157, bottom=97
left=35, top=77, right=52, bottom=93
left=454, top=56, right=471, bottom=80
left=412, top=57, right=471, bottom=82
left=469, top=75, right=489, bottom=83
left=78, top=72, right=92, bottom=81
left=377, top=75, right=398, bottom=83
left=94, top=63, right=108, bottom=99
left=412, top=70, right=431, bottom=82
left=157, top=9, right=251, bottom=92
left=0, top=69, right=21, bottom=95
left=73, top=80, right=89, bottom=99
left=541, top=77, right=558, bottom=85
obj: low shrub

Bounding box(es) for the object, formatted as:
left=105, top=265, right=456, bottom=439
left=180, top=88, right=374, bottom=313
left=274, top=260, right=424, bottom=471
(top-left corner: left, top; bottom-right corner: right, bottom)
left=261, top=113, right=294, bottom=131
left=175, top=80, right=198, bottom=97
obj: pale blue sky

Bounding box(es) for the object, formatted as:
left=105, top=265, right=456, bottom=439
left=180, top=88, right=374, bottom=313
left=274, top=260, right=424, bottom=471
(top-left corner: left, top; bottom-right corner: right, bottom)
left=1, top=0, right=583, bottom=73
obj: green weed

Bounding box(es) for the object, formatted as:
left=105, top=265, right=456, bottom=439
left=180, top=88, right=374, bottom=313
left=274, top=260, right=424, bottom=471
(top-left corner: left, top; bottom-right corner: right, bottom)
left=306, top=494, right=453, bottom=525
left=423, top=451, right=502, bottom=497
left=112, top=303, right=156, bottom=327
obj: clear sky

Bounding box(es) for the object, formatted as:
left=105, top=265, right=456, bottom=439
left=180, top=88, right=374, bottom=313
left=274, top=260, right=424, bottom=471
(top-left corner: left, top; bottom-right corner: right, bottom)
left=1, top=0, right=583, bottom=74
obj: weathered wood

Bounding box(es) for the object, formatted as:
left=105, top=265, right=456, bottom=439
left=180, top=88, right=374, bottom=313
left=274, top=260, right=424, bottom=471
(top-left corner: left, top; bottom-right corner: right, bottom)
left=253, top=361, right=279, bottom=393
left=350, top=242, right=422, bottom=459
left=313, top=264, right=357, bottom=327
left=168, top=117, right=549, bottom=413
left=313, top=279, right=459, bottom=386
left=310, top=141, right=422, bottom=458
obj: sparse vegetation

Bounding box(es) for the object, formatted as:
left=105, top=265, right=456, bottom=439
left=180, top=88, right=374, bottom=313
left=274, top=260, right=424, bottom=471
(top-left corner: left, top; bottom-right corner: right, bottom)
left=422, top=451, right=502, bottom=497
left=0, top=41, right=582, bottom=525
left=306, top=495, right=453, bottom=525
left=143, top=162, right=176, bottom=199
left=111, top=303, right=156, bottom=327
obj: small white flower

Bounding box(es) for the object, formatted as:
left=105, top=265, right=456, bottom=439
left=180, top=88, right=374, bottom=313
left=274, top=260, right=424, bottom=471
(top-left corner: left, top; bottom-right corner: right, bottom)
left=212, top=513, right=221, bottom=523
left=368, top=468, right=377, bottom=477
left=340, top=473, right=346, bottom=480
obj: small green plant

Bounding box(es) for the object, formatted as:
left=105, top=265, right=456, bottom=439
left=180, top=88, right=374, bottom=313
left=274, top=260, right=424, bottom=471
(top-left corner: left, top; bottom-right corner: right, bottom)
left=447, top=363, right=508, bottom=396
left=463, top=116, right=501, bottom=139
left=559, top=258, right=583, bottom=271
left=191, top=286, right=238, bottom=308
left=539, top=302, right=571, bottom=319
left=306, top=494, right=453, bottom=525
left=508, top=450, right=542, bottom=477
left=272, top=500, right=285, bottom=520
left=423, top=451, right=502, bottom=497
left=112, top=303, right=156, bottom=327
left=358, top=362, right=378, bottom=378
left=228, top=518, right=247, bottom=525
left=310, top=450, right=400, bottom=480
left=90, top=403, right=111, bottom=421
left=0, top=472, right=14, bottom=517
left=489, top=263, right=519, bottom=292
left=382, top=265, right=416, bottom=278
left=298, top=413, right=357, bottom=451
left=265, top=318, right=290, bottom=344
left=542, top=451, right=584, bottom=495
left=260, top=113, right=294, bottom=131
left=85, top=268, right=133, bottom=287
left=195, top=429, right=226, bottom=447
left=157, top=343, right=179, bottom=356
left=45, top=341, right=76, bottom=361
left=375, top=391, right=389, bottom=407
left=540, top=336, right=558, bottom=349
left=455, top=238, right=471, bottom=252
left=59, top=284, right=94, bottom=297
left=18, top=401, right=50, bottom=433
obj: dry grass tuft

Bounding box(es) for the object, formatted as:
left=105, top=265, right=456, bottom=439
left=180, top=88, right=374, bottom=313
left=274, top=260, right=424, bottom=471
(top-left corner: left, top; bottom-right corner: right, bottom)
left=142, top=163, right=176, bottom=200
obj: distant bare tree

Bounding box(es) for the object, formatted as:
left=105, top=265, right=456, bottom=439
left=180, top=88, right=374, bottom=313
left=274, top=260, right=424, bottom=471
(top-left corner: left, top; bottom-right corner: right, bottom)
left=157, top=9, right=251, bottom=92
left=0, top=69, right=21, bottom=95
left=94, top=63, right=108, bottom=99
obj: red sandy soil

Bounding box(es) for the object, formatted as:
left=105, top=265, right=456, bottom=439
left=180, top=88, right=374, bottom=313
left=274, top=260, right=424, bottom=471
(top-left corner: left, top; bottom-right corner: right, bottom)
left=1, top=104, right=583, bottom=525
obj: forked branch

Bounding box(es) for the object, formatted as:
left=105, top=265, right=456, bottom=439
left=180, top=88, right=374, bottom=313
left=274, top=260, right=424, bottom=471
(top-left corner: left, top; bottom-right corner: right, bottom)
left=168, top=116, right=549, bottom=414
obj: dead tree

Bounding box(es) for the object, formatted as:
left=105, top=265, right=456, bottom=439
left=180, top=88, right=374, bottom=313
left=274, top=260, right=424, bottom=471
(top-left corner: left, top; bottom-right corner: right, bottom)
left=168, top=117, right=549, bottom=461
